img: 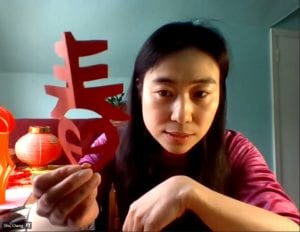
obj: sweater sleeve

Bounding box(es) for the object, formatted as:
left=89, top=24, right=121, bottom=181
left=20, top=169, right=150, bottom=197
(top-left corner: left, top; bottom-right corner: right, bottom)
left=78, top=132, right=107, bottom=165
left=225, top=130, right=300, bottom=224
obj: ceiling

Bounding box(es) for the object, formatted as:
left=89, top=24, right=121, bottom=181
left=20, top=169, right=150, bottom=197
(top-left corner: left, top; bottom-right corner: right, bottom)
left=0, top=0, right=298, bottom=76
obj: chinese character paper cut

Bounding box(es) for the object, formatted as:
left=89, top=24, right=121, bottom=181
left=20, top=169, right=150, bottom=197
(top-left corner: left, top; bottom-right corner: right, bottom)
left=46, top=32, right=129, bottom=171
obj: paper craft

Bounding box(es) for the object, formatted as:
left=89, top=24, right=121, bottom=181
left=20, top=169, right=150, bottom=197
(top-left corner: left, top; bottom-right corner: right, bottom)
left=58, top=117, right=119, bottom=171
left=0, top=107, right=16, bottom=204
left=45, top=32, right=129, bottom=121
left=45, top=32, right=129, bottom=171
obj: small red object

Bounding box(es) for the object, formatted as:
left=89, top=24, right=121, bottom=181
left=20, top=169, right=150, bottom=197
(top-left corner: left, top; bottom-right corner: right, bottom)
left=7, top=169, right=32, bottom=187
left=15, top=126, right=62, bottom=167
left=0, top=106, right=15, bottom=132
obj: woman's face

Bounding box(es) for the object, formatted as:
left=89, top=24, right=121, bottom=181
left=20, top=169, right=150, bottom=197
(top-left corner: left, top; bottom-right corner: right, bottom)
left=141, top=48, right=220, bottom=155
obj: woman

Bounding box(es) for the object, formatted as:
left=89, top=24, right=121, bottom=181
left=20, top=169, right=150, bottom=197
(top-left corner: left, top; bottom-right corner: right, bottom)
left=33, top=21, right=299, bottom=231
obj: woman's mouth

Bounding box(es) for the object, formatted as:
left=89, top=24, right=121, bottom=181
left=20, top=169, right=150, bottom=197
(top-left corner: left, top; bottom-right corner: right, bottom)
left=164, top=131, right=194, bottom=143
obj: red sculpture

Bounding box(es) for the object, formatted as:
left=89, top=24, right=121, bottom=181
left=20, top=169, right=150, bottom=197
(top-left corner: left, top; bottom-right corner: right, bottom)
left=46, top=32, right=129, bottom=171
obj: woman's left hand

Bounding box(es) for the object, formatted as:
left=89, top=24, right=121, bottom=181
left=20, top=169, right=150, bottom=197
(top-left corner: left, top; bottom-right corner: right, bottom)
left=122, top=175, right=194, bottom=231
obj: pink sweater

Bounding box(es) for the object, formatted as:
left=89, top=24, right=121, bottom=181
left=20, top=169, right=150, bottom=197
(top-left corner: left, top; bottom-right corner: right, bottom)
left=79, top=130, right=300, bottom=224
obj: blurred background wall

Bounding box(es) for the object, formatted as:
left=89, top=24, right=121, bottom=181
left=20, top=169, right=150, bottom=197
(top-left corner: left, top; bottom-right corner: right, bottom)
left=0, top=0, right=299, bottom=169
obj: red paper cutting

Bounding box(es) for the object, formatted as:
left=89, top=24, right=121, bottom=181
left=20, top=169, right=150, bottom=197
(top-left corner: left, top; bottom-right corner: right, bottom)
left=58, top=117, right=119, bottom=171
left=45, top=32, right=129, bottom=121
left=45, top=32, right=129, bottom=171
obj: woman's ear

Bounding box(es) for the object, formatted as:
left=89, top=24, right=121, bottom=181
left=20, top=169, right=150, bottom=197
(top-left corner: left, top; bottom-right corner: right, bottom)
left=136, top=78, right=143, bottom=97
left=136, top=77, right=140, bottom=88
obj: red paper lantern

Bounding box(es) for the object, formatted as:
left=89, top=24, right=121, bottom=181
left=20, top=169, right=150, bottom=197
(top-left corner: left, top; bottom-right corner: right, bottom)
left=15, top=126, right=62, bottom=167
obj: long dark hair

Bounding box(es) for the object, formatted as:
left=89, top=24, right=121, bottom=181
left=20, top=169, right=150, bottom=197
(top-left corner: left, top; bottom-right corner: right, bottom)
left=115, top=21, right=230, bottom=220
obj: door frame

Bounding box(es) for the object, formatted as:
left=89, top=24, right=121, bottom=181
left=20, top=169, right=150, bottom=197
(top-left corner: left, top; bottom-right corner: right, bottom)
left=270, top=28, right=300, bottom=181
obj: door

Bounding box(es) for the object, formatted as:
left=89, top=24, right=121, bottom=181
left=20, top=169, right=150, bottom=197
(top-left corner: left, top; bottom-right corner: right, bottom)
left=271, top=28, right=299, bottom=207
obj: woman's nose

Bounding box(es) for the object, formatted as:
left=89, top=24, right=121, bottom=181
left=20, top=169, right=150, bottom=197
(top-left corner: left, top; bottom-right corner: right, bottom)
left=170, top=96, right=193, bottom=124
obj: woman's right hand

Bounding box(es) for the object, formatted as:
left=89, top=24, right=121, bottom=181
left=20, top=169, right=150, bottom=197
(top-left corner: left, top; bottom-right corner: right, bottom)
left=32, top=164, right=101, bottom=230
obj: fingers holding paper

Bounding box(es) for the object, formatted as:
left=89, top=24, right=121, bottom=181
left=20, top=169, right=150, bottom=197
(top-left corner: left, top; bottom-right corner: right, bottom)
left=32, top=164, right=101, bottom=229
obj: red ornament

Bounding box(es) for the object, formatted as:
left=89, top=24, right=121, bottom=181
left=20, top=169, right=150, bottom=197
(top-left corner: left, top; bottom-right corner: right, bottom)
left=0, top=106, right=15, bottom=132
left=0, top=106, right=15, bottom=203
left=15, top=126, right=62, bottom=167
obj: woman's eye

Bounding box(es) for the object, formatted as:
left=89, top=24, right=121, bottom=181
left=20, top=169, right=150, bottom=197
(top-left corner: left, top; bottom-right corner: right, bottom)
left=193, top=91, right=208, bottom=98
left=156, top=90, right=173, bottom=97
